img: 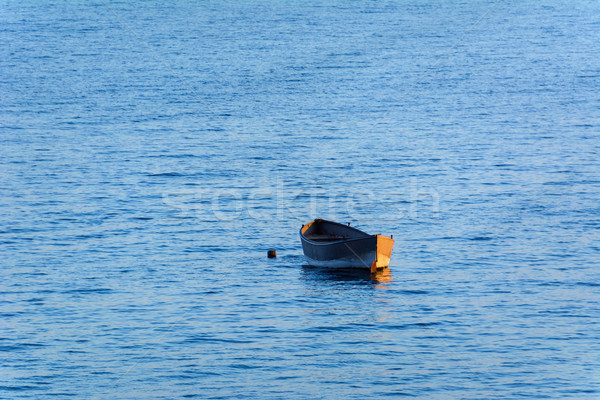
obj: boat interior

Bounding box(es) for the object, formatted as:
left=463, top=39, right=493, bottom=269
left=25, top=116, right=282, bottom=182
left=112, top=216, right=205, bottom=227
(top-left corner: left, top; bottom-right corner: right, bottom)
left=302, top=219, right=369, bottom=242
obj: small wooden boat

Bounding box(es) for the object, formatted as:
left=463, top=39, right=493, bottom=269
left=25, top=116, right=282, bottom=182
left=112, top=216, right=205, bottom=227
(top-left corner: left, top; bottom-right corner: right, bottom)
left=300, top=219, right=394, bottom=272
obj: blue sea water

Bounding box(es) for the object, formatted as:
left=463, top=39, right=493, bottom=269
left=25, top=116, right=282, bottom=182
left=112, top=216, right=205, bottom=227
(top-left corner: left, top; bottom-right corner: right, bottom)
left=1, top=0, right=600, bottom=398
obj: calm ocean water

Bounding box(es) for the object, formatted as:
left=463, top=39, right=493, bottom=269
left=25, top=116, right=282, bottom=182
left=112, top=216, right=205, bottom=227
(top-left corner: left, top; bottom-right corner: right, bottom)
left=1, top=1, right=599, bottom=398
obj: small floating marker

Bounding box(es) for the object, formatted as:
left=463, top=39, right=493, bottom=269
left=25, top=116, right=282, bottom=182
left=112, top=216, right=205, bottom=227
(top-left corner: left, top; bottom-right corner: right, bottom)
left=267, top=250, right=277, bottom=258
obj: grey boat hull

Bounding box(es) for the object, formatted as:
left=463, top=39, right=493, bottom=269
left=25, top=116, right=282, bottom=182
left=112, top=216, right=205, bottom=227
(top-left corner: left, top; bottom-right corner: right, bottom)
left=300, top=219, right=394, bottom=270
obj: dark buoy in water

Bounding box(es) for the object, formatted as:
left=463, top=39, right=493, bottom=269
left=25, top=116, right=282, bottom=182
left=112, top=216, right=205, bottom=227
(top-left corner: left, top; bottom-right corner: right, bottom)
left=267, top=250, right=277, bottom=258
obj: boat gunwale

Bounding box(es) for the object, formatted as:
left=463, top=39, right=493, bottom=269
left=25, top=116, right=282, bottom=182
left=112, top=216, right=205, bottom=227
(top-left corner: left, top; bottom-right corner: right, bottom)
left=299, top=233, right=377, bottom=246
left=299, top=219, right=380, bottom=246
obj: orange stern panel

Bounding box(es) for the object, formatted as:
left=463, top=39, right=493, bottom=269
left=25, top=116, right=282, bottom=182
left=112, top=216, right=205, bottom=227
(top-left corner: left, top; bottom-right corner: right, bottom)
left=375, top=235, right=394, bottom=269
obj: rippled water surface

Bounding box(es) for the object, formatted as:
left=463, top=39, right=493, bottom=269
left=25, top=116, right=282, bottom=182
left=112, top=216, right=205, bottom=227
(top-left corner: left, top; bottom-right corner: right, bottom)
left=2, top=1, right=600, bottom=398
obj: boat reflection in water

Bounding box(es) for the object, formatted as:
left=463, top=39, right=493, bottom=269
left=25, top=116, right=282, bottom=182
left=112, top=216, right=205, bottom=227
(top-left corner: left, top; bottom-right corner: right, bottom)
left=300, top=264, right=393, bottom=287
left=372, top=267, right=392, bottom=286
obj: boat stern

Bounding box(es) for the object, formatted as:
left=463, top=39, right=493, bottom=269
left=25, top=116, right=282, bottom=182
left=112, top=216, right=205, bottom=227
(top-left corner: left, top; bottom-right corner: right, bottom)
left=375, top=235, right=394, bottom=269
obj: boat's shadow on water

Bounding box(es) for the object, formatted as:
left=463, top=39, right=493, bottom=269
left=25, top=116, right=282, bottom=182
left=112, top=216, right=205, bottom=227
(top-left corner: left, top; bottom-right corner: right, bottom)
left=300, top=265, right=392, bottom=285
